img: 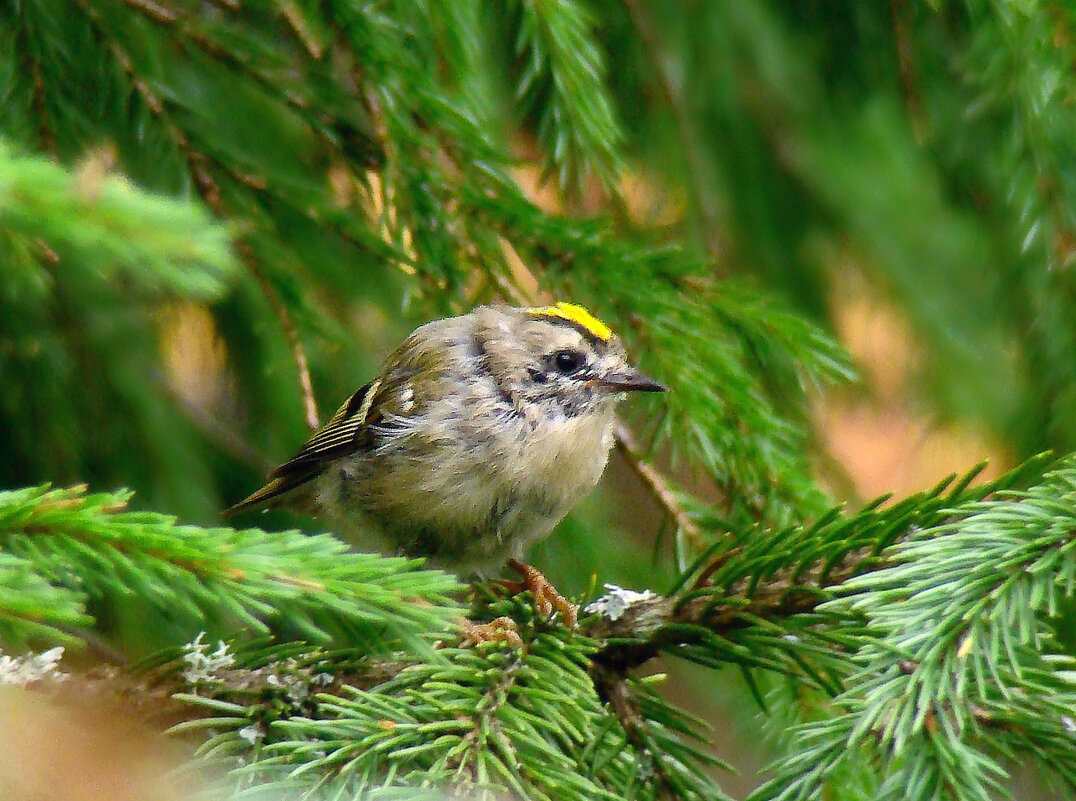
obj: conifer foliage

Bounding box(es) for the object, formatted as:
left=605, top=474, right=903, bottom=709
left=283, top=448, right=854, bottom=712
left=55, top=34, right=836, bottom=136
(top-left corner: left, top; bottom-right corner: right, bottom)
left=2, top=2, right=1076, bottom=799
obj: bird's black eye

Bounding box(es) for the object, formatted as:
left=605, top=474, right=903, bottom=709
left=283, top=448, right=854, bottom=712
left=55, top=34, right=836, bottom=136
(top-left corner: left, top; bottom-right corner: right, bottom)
left=553, top=349, right=584, bottom=374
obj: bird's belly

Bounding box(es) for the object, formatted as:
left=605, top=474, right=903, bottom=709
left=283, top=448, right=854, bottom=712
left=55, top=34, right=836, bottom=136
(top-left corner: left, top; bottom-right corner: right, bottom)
left=346, top=462, right=567, bottom=568
left=315, top=408, right=616, bottom=570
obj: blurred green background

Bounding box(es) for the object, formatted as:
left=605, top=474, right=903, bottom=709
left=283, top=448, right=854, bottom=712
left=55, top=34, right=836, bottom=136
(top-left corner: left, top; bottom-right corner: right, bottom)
left=3, top=1, right=1075, bottom=796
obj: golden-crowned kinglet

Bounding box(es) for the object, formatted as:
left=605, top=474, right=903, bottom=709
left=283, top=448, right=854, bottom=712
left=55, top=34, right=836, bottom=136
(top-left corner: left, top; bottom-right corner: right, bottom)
left=227, top=303, right=664, bottom=572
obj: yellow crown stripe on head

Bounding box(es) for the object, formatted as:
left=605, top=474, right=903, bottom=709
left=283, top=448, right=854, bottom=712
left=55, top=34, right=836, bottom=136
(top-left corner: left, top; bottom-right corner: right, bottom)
left=527, top=302, right=613, bottom=341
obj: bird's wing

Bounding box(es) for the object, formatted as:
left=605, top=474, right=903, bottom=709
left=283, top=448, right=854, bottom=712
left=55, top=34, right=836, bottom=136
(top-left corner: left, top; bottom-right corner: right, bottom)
left=224, top=379, right=382, bottom=515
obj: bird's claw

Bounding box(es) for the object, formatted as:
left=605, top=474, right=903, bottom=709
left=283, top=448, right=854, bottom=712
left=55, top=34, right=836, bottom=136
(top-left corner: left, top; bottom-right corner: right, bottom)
left=461, top=616, right=524, bottom=649
left=506, top=559, right=578, bottom=628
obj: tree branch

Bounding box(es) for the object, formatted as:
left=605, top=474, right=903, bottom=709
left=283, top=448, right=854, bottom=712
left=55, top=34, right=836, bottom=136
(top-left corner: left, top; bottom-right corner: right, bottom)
left=451, top=652, right=525, bottom=785
left=158, top=374, right=276, bottom=474
left=590, top=665, right=683, bottom=801
left=588, top=544, right=872, bottom=674
left=889, top=0, right=928, bottom=142
left=622, top=0, right=724, bottom=267
left=614, top=424, right=702, bottom=547
left=75, top=0, right=322, bottom=431
left=119, top=0, right=381, bottom=164
left=239, top=246, right=321, bottom=431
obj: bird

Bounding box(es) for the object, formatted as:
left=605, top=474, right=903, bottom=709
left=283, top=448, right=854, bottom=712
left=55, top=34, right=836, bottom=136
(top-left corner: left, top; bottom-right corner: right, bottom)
left=226, top=302, right=664, bottom=625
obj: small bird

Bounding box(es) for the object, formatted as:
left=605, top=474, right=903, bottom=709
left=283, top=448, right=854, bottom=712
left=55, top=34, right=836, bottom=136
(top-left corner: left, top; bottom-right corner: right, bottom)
left=227, top=303, right=664, bottom=619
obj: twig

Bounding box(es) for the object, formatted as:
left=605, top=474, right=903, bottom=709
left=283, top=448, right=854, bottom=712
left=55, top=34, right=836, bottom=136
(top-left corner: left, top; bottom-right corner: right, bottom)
left=240, top=243, right=321, bottom=431
left=277, top=0, right=324, bottom=59
left=622, top=0, right=724, bottom=268
left=614, top=424, right=701, bottom=545
left=590, top=665, right=683, bottom=801
left=159, top=376, right=276, bottom=474
left=119, top=0, right=175, bottom=23
left=77, top=0, right=321, bottom=431
left=61, top=628, right=129, bottom=666
left=589, top=545, right=871, bottom=674
left=16, top=13, right=58, bottom=157
left=451, top=653, right=525, bottom=784
left=889, top=0, right=928, bottom=142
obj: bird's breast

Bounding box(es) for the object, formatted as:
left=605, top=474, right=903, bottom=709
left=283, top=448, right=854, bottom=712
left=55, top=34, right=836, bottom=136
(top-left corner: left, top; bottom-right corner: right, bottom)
left=514, top=407, right=617, bottom=499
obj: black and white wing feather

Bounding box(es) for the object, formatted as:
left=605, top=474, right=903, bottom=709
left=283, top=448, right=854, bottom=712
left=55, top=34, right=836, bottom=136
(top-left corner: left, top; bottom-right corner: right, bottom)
left=224, top=379, right=381, bottom=515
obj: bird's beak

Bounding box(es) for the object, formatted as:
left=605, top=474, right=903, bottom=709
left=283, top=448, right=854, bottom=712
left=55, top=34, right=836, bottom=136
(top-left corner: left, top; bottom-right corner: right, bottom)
left=589, top=368, right=666, bottom=393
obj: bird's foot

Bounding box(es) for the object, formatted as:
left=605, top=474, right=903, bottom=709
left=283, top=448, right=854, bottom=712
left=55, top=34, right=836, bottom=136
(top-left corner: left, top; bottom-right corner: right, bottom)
left=461, top=615, right=524, bottom=649
left=501, top=559, right=578, bottom=628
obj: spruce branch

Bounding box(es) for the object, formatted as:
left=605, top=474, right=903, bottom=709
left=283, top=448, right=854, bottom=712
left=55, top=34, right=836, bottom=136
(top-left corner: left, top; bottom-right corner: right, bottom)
left=0, top=552, right=89, bottom=651
left=749, top=455, right=1076, bottom=801
left=239, top=634, right=635, bottom=801
left=1, top=458, right=1046, bottom=801
left=622, top=0, right=724, bottom=263
left=512, top=0, right=625, bottom=194
left=0, top=484, right=462, bottom=652
left=241, top=241, right=321, bottom=431
left=74, top=0, right=326, bottom=430
left=116, top=0, right=383, bottom=171
left=169, top=615, right=727, bottom=801
left=153, top=462, right=1048, bottom=799
left=120, top=0, right=312, bottom=118
left=0, top=141, right=236, bottom=297
left=589, top=456, right=1049, bottom=690
left=12, top=16, right=57, bottom=157
left=590, top=663, right=730, bottom=801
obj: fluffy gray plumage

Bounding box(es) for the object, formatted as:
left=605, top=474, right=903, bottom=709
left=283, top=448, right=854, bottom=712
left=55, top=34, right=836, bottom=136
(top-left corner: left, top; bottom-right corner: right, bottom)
left=227, top=304, right=663, bottom=572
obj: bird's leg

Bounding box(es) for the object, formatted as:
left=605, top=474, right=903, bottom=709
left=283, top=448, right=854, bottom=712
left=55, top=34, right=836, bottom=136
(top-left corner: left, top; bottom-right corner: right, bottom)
left=504, top=559, right=578, bottom=628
